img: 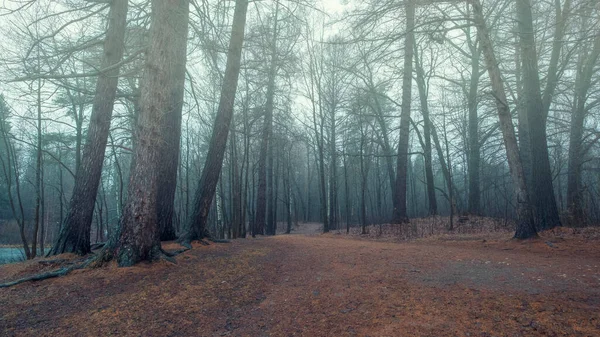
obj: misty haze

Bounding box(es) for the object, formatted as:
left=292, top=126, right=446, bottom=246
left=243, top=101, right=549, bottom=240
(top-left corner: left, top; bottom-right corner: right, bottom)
left=1, top=0, right=599, bottom=336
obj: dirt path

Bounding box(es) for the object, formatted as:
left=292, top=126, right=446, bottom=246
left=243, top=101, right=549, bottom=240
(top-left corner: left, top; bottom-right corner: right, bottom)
left=1, top=230, right=599, bottom=336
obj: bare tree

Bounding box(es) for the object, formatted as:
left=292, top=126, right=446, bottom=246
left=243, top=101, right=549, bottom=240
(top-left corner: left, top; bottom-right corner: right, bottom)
left=49, top=0, right=128, bottom=256
left=182, top=0, right=249, bottom=245
left=470, top=0, right=537, bottom=239
left=392, top=0, right=415, bottom=224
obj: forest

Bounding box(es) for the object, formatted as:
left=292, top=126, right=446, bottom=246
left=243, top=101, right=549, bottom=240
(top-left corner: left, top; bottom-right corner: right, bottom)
left=0, top=0, right=599, bottom=335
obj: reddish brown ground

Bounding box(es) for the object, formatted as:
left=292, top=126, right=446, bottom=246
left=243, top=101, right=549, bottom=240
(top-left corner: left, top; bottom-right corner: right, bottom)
left=1, top=223, right=599, bottom=336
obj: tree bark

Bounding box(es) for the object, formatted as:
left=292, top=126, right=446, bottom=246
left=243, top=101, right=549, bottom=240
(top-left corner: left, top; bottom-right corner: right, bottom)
left=182, top=0, right=249, bottom=244
left=256, top=1, right=279, bottom=236
left=49, top=0, right=128, bottom=256
left=413, top=44, right=437, bottom=215
left=471, top=0, right=537, bottom=239
left=516, top=0, right=562, bottom=230
left=110, top=0, right=190, bottom=266
left=566, top=32, right=600, bottom=224
left=392, top=0, right=415, bottom=224
left=156, top=0, right=190, bottom=241
left=467, top=44, right=482, bottom=215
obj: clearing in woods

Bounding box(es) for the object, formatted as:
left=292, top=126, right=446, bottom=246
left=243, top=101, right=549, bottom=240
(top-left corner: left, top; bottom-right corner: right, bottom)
left=1, top=223, right=599, bottom=336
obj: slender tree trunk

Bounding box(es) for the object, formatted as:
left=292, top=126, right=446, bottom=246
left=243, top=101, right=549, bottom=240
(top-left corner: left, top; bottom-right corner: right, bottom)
left=230, top=128, right=243, bottom=239
left=287, top=152, right=293, bottom=234
left=392, top=0, right=415, bottom=224
left=266, top=136, right=276, bottom=235
left=413, top=45, right=437, bottom=215
left=49, top=0, right=128, bottom=256
left=317, top=121, right=329, bottom=232
left=343, top=149, right=351, bottom=233
left=329, top=107, right=338, bottom=230
left=32, top=77, right=42, bottom=259
left=471, top=0, right=537, bottom=239
left=0, top=108, right=31, bottom=258
left=516, top=0, right=561, bottom=230
left=360, top=134, right=367, bottom=234
left=182, top=0, right=249, bottom=244
left=467, top=45, right=482, bottom=215
left=567, top=32, right=600, bottom=225
left=40, top=155, right=45, bottom=255
left=270, top=147, right=280, bottom=235
left=106, top=0, right=190, bottom=266
left=256, top=1, right=279, bottom=236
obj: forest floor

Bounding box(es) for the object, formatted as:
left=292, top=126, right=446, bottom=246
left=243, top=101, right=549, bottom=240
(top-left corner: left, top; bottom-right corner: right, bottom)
left=1, top=222, right=600, bottom=336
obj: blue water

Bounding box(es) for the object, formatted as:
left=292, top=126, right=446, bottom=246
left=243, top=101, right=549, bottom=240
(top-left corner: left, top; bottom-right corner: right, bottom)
left=0, top=247, right=50, bottom=264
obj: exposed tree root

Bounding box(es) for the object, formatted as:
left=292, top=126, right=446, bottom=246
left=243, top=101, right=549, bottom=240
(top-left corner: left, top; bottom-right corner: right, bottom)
left=0, top=256, right=96, bottom=288
left=0, top=245, right=190, bottom=288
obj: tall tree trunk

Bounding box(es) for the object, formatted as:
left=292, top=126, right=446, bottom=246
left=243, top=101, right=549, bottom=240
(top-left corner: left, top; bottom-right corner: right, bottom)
left=32, top=76, right=42, bottom=259
left=329, top=107, right=338, bottom=230
left=343, top=148, right=351, bottom=233
left=567, top=32, right=600, bottom=224
left=285, top=147, right=293, bottom=234
left=0, top=99, right=31, bottom=259
left=106, top=0, right=190, bottom=266
left=471, top=0, right=537, bottom=239
left=269, top=146, right=280, bottom=235
left=182, top=0, right=249, bottom=244
left=360, top=132, right=368, bottom=234
left=256, top=1, right=279, bottom=236
left=514, top=30, right=533, bottom=199
left=467, top=44, right=482, bottom=215
left=316, top=113, right=329, bottom=232
left=392, top=0, right=415, bottom=224
left=156, top=0, right=190, bottom=241
left=49, top=0, right=128, bottom=256
left=413, top=44, right=437, bottom=215
left=516, top=0, right=561, bottom=230
left=230, top=127, right=243, bottom=239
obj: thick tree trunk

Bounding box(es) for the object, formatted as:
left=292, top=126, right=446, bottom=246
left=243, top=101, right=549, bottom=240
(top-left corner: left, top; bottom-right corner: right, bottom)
left=413, top=45, right=437, bottom=215
left=110, top=0, right=189, bottom=266
left=392, top=0, right=415, bottom=224
left=471, top=0, right=537, bottom=239
left=516, top=0, right=561, bottom=230
left=182, top=0, right=249, bottom=244
left=49, top=0, right=128, bottom=256
left=156, top=0, right=190, bottom=241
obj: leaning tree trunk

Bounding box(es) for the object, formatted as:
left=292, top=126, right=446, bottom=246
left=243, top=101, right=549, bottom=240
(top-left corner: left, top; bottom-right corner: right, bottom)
left=392, top=0, right=415, bottom=224
left=155, top=0, right=191, bottom=242
left=471, top=0, right=537, bottom=239
left=181, top=0, right=249, bottom=245
left=516, top=0, right=561, bottom=231
left=49, top=0, right=128, bottom=256
left=104, top=0, right=190, bottom=266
